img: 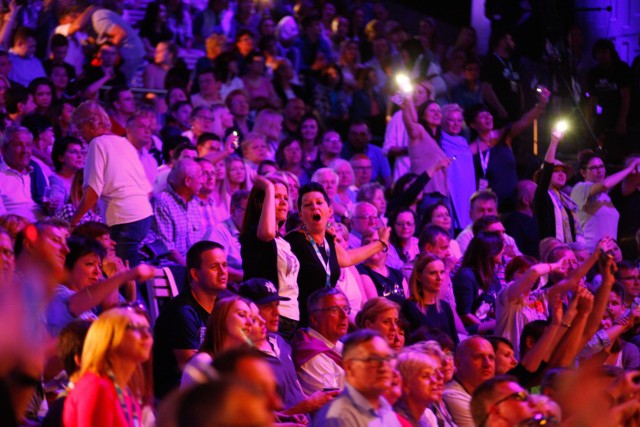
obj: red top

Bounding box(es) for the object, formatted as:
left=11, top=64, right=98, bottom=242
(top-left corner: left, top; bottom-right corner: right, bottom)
left=63, top=372, right=141, bottom=427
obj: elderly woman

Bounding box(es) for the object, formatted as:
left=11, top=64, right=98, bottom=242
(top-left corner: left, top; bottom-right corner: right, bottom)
left=355, top=297, right=405, bottom=352
left=329, top=159, right=357, bottom=219
left=285, top=182, right=391, bottom=325
left=440, top=103, right=475, bottom=229
left=394, top=348, right=445, bottom=426
left=571, top=151, right=640, bottom=251
left=311, top=167, right=348, bottom=221
left=63, top=307, right=153, bottom=427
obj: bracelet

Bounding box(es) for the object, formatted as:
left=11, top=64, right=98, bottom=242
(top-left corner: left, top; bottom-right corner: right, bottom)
left=378, top=240, right=388, bottom=253
left=561, top=322, right=572, bottom=328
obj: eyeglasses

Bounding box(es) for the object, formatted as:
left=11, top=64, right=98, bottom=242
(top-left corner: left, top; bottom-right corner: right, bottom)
left=314, top=305, right=351, bottom=316
left=481, top=391, right=529, bottom=426
left=350, top=355, right=395, bottom=367
left=196, top=115, right=215, bottom=122
left=127, top=323, right=152, bottom=335
left=585, top=164, right=605, bottom=172
left=352, top=166, right=372, bottom=171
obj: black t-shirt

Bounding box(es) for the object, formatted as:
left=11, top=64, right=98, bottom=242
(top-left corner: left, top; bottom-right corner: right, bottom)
left=503, top=211, right=540, bottom=258
left=481, top=53, right=522, bottom=122
left=586, top=61, right=632, bottom=130
left=401, top=299, right=460, bottom=345
left=356, top=263, right=406, bottom=304
left=152, top=290, right=210, bottom=399
left=284, top=230, right=340, bottom=326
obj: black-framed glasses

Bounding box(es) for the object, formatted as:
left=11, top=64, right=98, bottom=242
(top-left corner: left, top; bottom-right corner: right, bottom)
left=585, top=164, right=605, bottom=172
left=481, top=391, right=529, bottom=426
left=313, top=305, right=351, bottom=316
left=349, top=355, right=395, bottom=367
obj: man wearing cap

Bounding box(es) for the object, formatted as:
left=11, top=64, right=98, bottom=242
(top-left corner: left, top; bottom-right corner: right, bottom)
left=533, top=130, right=580, bottom=244
left=238, top=278, right=339, bottom=416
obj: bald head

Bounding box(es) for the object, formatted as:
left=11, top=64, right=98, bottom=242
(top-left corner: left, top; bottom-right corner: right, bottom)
left=515, top=179, right=536, bottom=209
left=455, top=337, right=496, bottom=393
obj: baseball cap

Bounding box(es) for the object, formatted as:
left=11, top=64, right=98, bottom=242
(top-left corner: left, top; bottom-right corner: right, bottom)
left=238, top=278, right=290, bottom=305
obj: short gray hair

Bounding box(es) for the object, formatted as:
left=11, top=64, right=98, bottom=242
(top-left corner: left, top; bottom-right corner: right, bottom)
left=71, top=100, right=111, bottom=132
left=311, top=167, right=339, bottom=186
left=168, top=158, right=200, bottom=189
left=0, top=125, right=32, bottom=151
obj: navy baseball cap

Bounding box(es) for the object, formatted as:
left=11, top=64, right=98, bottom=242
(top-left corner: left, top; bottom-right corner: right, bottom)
left=238, top=278, right=290, bottom=305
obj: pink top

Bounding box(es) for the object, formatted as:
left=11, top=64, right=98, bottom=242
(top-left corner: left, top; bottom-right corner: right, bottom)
left=63, top=372, right=141, bottom=427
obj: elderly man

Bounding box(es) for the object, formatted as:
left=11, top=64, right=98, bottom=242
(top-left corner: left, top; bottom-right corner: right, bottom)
left=0, top=125, right=48, bottom=221
left=292, top=288, right=350, bottom=395
left=471, top=375, right=550, bottom=427
left=70, top=101, right=153, bottom=267
left=312, top=130, right=343, bottom=170
left=313, top=329, right=400, bottom=427
left=153, top=240, right=228, bottom=398
left=154, top=158, right=204, bottom=266
left=126, top=114, right=158, bottom=187
left=443, top=336, right=496, bottom=427
left=348, top=202, right=380, bottom=248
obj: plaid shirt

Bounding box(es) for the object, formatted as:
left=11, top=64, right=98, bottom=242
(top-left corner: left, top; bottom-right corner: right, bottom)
left=153, top=186, right=203, bottom=256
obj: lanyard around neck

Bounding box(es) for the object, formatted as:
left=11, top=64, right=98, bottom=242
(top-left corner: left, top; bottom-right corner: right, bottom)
left=108, top=371, right=140, bottom=427
left=303, top=227, right=331, bottom=287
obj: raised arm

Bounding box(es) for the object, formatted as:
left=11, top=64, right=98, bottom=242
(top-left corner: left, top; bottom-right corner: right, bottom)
left=69, top=187, right=99, bottom=227
left=509, top=88, right=550, bottom=140
left=335, top=227, right=390, bottom=267
left=254, top=176, right=277, bottom=242
left=401, top=95, right=422, bottom=141
left=588, top=158, right=640, bottom=197
left=67, top=265, right=156, bottom=316
left=504, top=259, right=566, bottom=303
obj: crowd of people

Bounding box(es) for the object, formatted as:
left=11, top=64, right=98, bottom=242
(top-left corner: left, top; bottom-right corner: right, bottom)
left=1, top=0, right=640, bottom=426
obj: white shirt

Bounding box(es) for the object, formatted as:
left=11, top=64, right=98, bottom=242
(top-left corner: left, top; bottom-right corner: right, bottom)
left=0, top=161, right=42, bottom=222
left=84, top=134, right=153, bottom=226
left=275, top=236, right=300, bottom=321
left=297, top=328, right=345, bottom=396
left=571, top=181, right=620, bottom=251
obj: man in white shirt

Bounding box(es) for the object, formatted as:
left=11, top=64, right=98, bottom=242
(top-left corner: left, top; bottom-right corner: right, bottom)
left=292, top=288, right=349, bottom=395
left=70, top=101, right=153, bottom=266
left=0, top=125, right=45, bottom=221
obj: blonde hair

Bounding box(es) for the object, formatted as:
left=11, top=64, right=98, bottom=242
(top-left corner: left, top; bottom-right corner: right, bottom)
left=80, top=308, right=149, bottom=400
left=71, top=100, right=111, bottom=134
left=253, top=109, right=283, bottom=140
left=396, top=348, right=440, bottom=383
left=355, top=297, right=400, bottom=328
left=409, top=253, right=443, bottom=312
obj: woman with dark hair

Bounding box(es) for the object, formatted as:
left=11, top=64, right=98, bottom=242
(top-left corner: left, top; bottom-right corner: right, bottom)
left=402, top=254, right=460, bottom=344
left=313, top=63, right=350, bottom=132
left=240, top=174, right=300, bottom=338
left=285, top=182, right=391, bottom=325
left=28, top=77, right=55, bottom=117
left=452, top=230, right=504, bottom=334
left=55, top=170, right=103, bottom=225
left=386, top=208, right=420, bottom=276
left=50, top=64, right=75, bottom=102
left=46, top=236, right=155, bottom=336
left=181, top=295, right=253, bottom=387
left=138, top=1, right=173, bottom=52
left=49, top=136, right=85, bottom=201
left=571, top=150, right=640, bottom=251
left=276, top=137, right=310, bottom=186
left=272, top=58, right=305, bottom=106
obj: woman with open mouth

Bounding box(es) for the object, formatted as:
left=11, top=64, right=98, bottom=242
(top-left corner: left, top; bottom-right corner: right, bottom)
left=285, top=182, right=392, bottom=326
